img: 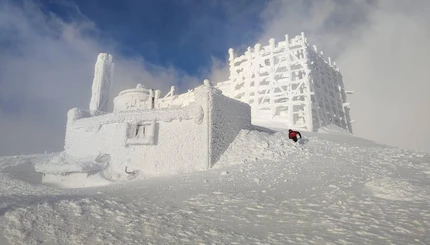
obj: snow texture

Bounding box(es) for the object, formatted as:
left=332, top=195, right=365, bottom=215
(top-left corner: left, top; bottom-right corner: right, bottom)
left=217, top=33, right=353, bottom=133
left=35, top=152, right=110, bottom=174
left=1, top=130, right=429, bottom=244
left=215, top=129, right=300, bottom=167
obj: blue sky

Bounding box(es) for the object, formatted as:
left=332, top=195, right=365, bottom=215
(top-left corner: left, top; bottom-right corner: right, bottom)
left=1, top=0, right=430, bottom=155
left=39, top=0, right=268, bottom=76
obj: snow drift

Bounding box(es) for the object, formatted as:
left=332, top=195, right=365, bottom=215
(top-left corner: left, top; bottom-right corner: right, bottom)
left=1, top=129, right=429, bottom=244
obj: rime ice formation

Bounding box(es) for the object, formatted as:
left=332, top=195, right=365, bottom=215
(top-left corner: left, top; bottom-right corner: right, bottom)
left=113, top=84, right=161, bottom=111
left=217, top=33, right=353, bottom=133
left=65, top=55, right=251, bottom=179
left=89, top=53, right=114, bottom=112
left=44, top=31, right=354, bottom=182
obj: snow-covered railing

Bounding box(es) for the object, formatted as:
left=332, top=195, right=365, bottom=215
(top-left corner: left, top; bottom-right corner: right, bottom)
left=156, top=86, right=196, bottom=109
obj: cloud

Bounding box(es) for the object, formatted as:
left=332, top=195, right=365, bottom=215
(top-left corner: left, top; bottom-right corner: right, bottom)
left=339, top=0, right=430, bottom=153
left=257, top=0, right=375, bottom=57
left=1, top=0, right=429, bottom=156
left=0, top=0, right=199, bottom=156
left=255, top=0, right=430, bottom=153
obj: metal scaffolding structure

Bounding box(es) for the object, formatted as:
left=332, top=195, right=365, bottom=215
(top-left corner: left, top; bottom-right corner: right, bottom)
left=217, top=32, right=353, bottom=133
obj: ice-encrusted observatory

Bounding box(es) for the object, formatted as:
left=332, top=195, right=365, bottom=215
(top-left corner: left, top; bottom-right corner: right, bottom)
left=217, top=33, right=353, bottom=132
left=63, top=53, right=251, bottom=179
left=42, top=33, right=354, bottom=184
left=3, top=33, right=430, bottom=245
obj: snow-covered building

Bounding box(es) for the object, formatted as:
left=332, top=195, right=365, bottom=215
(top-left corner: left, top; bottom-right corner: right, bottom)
left=64, top=53, right=251, bottom=177
left=217, top=33, right=353, bottom=133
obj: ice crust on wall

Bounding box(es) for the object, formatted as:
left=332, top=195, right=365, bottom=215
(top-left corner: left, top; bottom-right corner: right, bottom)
left=66, top=89, right=208, bottom=177
left=209, top=88, right=251, bottom=167
left=61, top=71, right=251, bottom=179
left=113, top=84, right=161, bottom=112
left=89, top=53, right=114, bottom=112
left=68, top=104, right=204, bottom=132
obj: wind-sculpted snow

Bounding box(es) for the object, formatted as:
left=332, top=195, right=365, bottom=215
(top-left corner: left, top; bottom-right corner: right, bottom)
left=34, top=152, right=110, bottom=174
left=365, top=177, right=427, bottom=201
left=0, top=131, right=430, bottom=244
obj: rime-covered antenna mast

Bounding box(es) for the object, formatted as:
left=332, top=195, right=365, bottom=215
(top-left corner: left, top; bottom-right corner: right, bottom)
left=218, top=32, right=353, bottom=133
left=89, top=53, right=114, bottom=112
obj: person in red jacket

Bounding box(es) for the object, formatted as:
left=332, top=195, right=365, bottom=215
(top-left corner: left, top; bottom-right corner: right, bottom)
left=288, top=129, right=302, bottom=142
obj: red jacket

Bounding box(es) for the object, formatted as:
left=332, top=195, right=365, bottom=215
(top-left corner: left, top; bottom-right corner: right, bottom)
left=288, top=130, right=301, bottom=139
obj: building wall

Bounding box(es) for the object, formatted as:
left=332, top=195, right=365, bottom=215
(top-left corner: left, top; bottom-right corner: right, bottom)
left=110, top=119, right=207, bottom=176
left=64, top=83, right=251, bottom=176
left=65, top=101, right=207, bottom=176
left=209, top=88, right=251, bottom=167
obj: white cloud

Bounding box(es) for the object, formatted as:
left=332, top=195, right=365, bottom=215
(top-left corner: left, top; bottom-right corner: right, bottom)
left=206, top=56, right=229, bottom=84
left=0, top=0, right=199, bottom=156
left=339, top=0, right=430, bottom=152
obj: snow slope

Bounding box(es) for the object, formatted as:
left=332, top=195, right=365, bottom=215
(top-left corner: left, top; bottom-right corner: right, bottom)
left=0, top=129, right=429, bottom=244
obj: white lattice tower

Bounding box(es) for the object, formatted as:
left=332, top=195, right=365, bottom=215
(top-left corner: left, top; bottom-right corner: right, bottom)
left=217, top=32, right=353, bottom=133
